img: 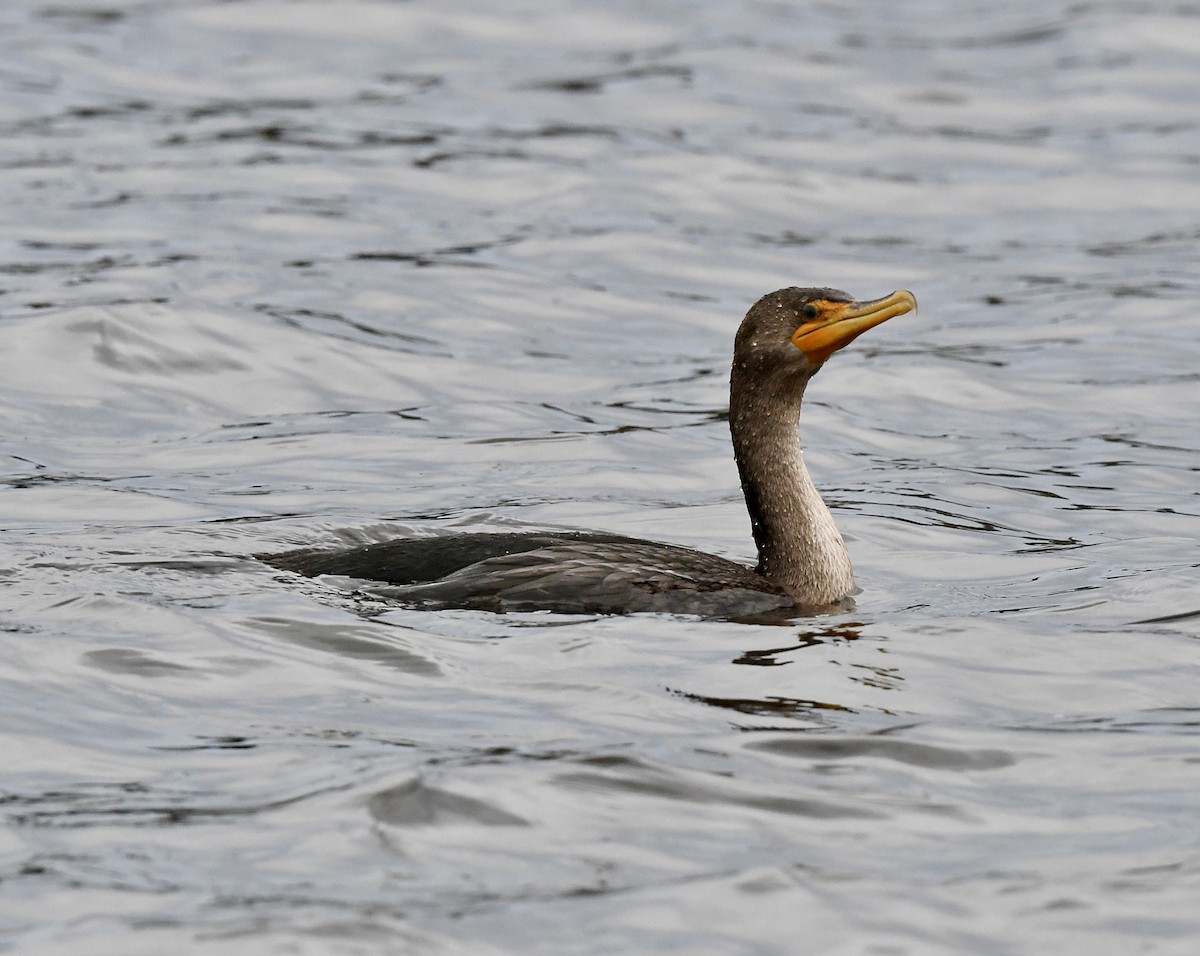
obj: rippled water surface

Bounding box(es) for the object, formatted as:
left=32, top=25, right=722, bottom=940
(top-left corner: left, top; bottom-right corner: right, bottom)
left=3, top=1, right=1199, bottom=953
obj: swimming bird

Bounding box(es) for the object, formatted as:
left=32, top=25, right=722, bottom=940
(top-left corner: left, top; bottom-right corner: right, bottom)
left=266, top=287, right=916, bottom=618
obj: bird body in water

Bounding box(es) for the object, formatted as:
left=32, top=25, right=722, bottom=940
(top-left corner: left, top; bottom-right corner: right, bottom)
left=266, top=287, right=917, bottom=618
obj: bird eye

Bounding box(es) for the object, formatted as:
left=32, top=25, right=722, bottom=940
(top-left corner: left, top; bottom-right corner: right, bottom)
left=801, top=304, right=819, bottom=320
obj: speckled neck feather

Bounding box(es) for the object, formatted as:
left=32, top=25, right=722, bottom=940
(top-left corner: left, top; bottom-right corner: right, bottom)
left=728, top=364, right=854, bottom=605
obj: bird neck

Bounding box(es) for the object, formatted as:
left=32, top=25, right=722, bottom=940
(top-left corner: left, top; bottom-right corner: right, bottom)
left=728, top=373, right=854, bottom=605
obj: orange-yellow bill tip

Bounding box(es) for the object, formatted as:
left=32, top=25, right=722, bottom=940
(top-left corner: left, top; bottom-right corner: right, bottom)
left=791, top=289, right=917, bottom=365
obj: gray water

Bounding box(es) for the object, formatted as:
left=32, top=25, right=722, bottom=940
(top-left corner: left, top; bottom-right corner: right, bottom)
left=2, top=1, right=1199, bottom=953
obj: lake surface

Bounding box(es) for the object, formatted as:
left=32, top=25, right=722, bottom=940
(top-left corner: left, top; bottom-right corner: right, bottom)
left=2, top=1, right=1199, bottom=953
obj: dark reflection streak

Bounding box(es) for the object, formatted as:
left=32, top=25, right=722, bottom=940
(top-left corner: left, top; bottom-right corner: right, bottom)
left=72, top=192, right=134, bottom=209
left=39, top=6, right=125, bottom=22
left=672, top=688, right=855, bottom=718
left=928, top=462, right=1078, bottom=483
left=881, top=340, right=1081, bottom=363
left=1099, top=434, right=1200, bottom=455
left=895, top=123, right=1052, bottom=145
left=8, top=782, right=351, bottom=828
left=1084, top=372, right=1200, bottom=386
left=184, top=98, right=317, bottom=120
left=65, top=100, right=152, bottom=118
left=377, top=72, right=442, bottom=90
left=162, top=128, right=439, bottom=150
left=208, top=408, right=427, bottom=440
left=1066, top=503, right=1200, bottom=517
left=7, top=473, right=151, bottom=489
left=526, top=64, right=692, bottom=94
left=351, top=232, right=527, bottom=264
left=732, top=637, right=825, bottom=666
left=608, top=401, right=725, bottom=418
left=466, top=416, right=718, bottom=444
left=752, top=230, right=819, bottom=247
left=21, top=240, right=102, bottom=252
left=624, top=367, right=719, bottom=387
left=1087, top=227, right=1200, bottom=258
left=352, top=253, right=492, bottom=269
left=467, top=434, right=572, bottom=446
left=111, top=559, right=243, bottom=574
left=156, top=736, right=255, bottom=751
left=1130, top=608, right=1200, bottom=626
left=851, top=504, right=1082, bottom=550
left=951, top=24, right=1066, bottom=48
left=489, top=124, right=620, bottom=141
left=0, top=255, right=134, bottom=275
left=414, top=149, right=535, bottom=169
left=541, top=403, right=597, bottom=425
left=205, top=513, right=306, bottom=525
left=254, top=304, right=442, bottom=349
left=732, top=623, right=864, bottom=666
left=0, top=154, right=72, bottom=171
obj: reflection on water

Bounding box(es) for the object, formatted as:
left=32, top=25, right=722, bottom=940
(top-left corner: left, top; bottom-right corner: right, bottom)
left=730, top=621, right=864, bottom=665
left=673, top=689, right=857, bottom=721
left=3, top=0, right=1200, bottom=953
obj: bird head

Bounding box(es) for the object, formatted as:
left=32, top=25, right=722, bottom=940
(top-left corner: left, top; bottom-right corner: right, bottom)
left=734, top=287, right=917, bottom=381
